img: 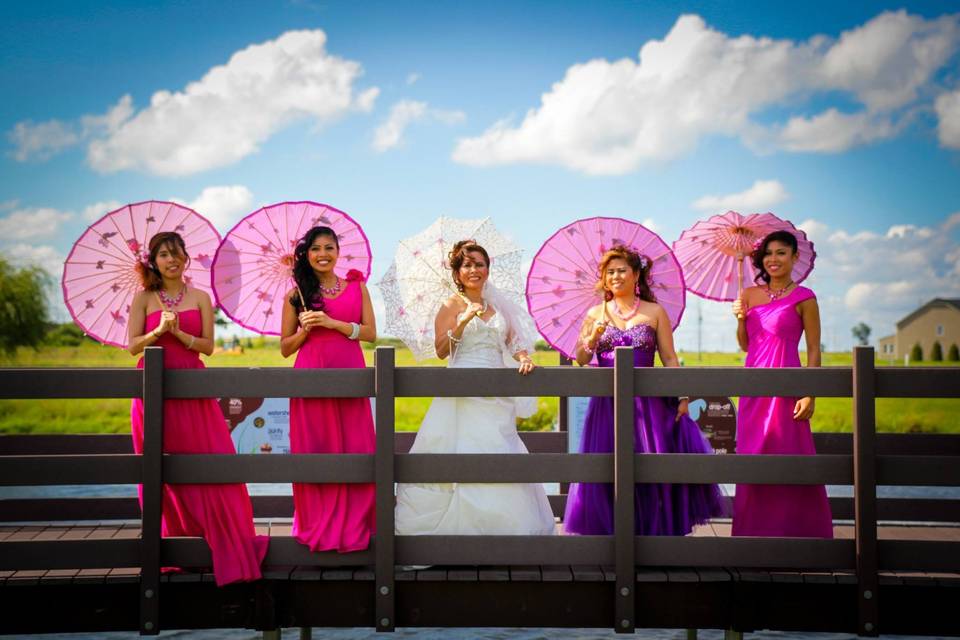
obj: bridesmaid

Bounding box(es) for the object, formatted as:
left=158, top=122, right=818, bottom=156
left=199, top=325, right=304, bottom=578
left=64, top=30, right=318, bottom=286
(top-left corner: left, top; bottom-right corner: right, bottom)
left=128, top=232, right=267, bottom=586
left=731, top=230, right=833, bottom=538
left=564, top=244, right=725, bottom=535
left=281, top=226, right=376, bottom=552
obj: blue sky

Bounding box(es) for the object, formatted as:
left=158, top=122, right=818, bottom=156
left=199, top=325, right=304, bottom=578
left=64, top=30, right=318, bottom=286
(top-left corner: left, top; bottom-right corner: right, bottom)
left=2, top=0, right=959, bottom=351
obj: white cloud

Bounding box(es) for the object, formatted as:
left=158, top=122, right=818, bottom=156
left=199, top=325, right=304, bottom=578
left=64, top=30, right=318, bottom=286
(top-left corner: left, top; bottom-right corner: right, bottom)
left=774, top=109, right=899, bottom=153
left=82, top=200, right=123, bottom=223
left=174, top=185, right=254, bottom=232
left=692, top=180, right=789, bottom=213
left=0, top=207, right=73, bottom=240
left=935, top=88, right=960, bottom=148
left=796, top=218, right=829, bottom=242
left=406, top=72, right=421, bottom=85
left=8, top=30, right=378, bottom=176
left=4, top=243, right=65, bottom=279
left=7, top=119, right=80, bottom=162
left=453, top=11, right=960, bottom=174
left=373, top=100, right=466, bottom=152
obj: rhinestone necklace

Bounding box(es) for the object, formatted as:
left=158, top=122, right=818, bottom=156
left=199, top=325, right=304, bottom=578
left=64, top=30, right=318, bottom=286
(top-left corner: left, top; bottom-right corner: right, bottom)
left=319, top=277, right=341, bottom=296
left=158, top=285, right=185, bottom=309
left=765, top=280, right=795, bottom=301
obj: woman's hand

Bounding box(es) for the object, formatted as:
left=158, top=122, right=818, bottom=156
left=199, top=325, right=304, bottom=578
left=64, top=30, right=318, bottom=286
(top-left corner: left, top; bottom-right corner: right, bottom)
left=313, top=311, right=336, bottom=329
left=732, top=297, right=747, bottom=319
left=586, top=320, right=606, bottom=350
left=298, top=311, right=316, bottom=332
left=794, top=396, right=815, bottom=421
left=675, top=398, right=690, bottom=423
left=156, top=311, right=177, bottom=334
left=464, top=301, right=484, bottom=320
left=517, top=354, right=536, bottom=376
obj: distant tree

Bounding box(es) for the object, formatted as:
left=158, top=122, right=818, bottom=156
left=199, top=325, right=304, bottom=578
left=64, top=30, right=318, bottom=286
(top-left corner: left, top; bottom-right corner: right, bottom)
left=931, top=341, right=944, bottom=361
left=44, top=323, right=88, bottom=347
left=0, top=256, right=50, bottom=355
left=215, top=337, right=225, bottom=348
left=254, top=335, right=266, bottom=349
left=213, top=308, right=230, bottom=328
left=948, top=344, right=959, bottom=362
left=910, top=343, right=923, bottom=363
left=851, top=322, right=872, bottom=346
left=245, top=337, right=254, bottom=349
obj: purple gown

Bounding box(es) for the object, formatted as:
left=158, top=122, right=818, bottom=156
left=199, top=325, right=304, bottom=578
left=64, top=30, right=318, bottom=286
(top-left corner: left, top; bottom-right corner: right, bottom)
left=564, top=324, right=726, bottom=536
left=732, top=286, right=833, bottom=538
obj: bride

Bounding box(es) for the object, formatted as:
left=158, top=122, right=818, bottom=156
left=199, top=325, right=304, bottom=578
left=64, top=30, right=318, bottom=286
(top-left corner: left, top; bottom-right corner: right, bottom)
left=395, top=240, right=557, bottom=536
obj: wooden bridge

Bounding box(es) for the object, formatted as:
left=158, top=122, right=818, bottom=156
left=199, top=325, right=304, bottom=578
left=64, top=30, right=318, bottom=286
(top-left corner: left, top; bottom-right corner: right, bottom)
left=1, top=346, right=959, bottom=637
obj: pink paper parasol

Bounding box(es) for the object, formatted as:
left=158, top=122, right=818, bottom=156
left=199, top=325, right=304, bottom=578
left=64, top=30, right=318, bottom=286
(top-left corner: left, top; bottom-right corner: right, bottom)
left=212, top=201, right=372, bottom=335
left=526, top=216, right=686, bottom=360
left=62, top=200, right=222, bottom=348
left=672, top=211, right=815, bottom=302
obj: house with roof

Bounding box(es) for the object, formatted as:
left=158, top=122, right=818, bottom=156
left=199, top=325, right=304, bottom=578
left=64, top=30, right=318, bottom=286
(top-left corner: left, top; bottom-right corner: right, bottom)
left=877, top=298, right=960, bottom=361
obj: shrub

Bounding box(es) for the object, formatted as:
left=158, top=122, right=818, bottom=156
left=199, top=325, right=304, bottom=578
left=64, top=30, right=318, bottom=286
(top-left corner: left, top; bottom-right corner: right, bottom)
left=910, top=343, right=923, bottom=362
left=931, top=341, right=943, bottom=361
left=245, top=337, right=254, bottom=349
left=215, top=337, right=225, bottom=348
left=949, top=344, right=959, bottom=362
left=43, top=323, right=88, bottom=347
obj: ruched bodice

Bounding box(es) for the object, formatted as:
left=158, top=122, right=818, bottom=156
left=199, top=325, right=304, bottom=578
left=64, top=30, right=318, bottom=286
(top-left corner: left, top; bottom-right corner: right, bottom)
left=595, top=323, right=657, bottom=368
left=137, top=309, right=204, bottom=370
left=744, top=286, right=815, bottom=369
left=449, top=312, right=508, bottom=368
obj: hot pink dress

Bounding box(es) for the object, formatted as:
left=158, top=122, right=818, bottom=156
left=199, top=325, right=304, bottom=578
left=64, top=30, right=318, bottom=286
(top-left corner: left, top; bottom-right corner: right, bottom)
left=289, top=271, right=375, bottom=552
left=732, top=286, right=833, bottom=538
left=131, top=308, right=268, bottom=585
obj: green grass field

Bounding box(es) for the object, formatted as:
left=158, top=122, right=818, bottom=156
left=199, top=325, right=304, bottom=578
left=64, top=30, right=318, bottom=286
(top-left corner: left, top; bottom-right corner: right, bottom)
left=0, top=341, right=957, bottom=435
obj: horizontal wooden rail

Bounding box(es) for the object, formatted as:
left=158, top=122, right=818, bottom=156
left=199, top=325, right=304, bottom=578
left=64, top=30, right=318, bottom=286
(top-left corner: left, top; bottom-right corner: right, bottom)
left=164, top=454, right=374, bottom=483
left=0, top=369, right=141, bottom=399
left=0, top=455, right=141, bottom=485
left=0, top=539, right=140, bottom=570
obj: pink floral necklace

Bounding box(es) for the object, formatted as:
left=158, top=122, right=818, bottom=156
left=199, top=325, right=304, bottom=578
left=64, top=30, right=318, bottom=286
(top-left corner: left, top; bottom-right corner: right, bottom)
left=319, top=277, right=341, bottom=296
left=610, top=297, right=640, bottom=321
left=158, top=285, right=185, bottom=309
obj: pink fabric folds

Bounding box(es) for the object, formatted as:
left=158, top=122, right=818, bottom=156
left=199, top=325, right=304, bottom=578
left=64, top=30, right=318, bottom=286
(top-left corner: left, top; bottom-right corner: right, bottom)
left=732, top=287, right=833, bottom=538
left=131, top=309, right=268, bottom=586
left=289, top=272, right=375, bottom=552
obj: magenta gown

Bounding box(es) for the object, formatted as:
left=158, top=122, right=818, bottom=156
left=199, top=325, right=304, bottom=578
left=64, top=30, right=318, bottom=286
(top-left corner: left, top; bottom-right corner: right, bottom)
left=564, top=324, right=726, bottom=535
left=131, top=309, right=268, bottom=586
left=289, top=271, right=375, bottom=552
left=732, top=286, right=833, bottom=538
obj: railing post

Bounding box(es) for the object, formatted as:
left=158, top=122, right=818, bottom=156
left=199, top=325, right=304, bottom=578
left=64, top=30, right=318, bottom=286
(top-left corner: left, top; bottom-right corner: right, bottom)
left=613, top=346, right=635, bottom=633
left=853, top=346, right=878, bottom=637
left=140, top=346, right=164, bottom=635
left=559, top=354, right=571, bottom=495
left=374, top=347, right=396, bottom=632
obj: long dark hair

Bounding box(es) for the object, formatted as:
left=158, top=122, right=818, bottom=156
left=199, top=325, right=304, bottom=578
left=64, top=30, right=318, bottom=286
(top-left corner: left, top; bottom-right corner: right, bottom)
left=136, top=232, right=188, bottom=292
left=448, top=240, right=491, bottom=293
left=290, top=226, right=339, bottom=313
left=751, top=230, right=798, bottom=285
left=595, top=244, right=656, bottom=303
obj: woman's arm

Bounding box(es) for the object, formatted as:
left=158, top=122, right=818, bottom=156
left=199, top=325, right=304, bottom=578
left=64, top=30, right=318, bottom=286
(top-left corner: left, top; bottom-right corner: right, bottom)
left=574, top=305, right=605, bottom=366
left=733, top=289, right=751, bottom=352
left=794, top=296, right=822, bottom=420
left=311, top=282, right=378, bottom=342
left=434, top=297, right=476, bottom=360
left=127, top=291, right=164, bottom=355
left=280, top=291, right=310, bottom=358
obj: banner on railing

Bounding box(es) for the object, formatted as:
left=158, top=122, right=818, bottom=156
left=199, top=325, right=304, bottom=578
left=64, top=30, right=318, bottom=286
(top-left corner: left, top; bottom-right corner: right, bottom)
left=566, top=396, right=736, bottom=454
left=219, top=397, right=291, bottom=454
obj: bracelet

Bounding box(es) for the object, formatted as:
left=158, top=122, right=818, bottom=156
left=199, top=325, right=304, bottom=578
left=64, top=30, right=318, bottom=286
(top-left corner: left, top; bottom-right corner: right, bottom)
left=581, top=339, right=596, bottom=354
left=151, top=329, right=160, bottom=340
left=186, top=335, right=195, bottom=350
left=446, top=329, right=462, bottom=344
left=348, top=322, right=361, bottom=340
left=678, top=396, right=690, bottom=402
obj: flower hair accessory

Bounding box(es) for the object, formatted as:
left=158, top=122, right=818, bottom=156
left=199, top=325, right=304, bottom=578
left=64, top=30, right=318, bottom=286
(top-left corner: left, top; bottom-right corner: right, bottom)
left=638, top=255, right=650, bottom=270
left=751, top=237, right=764, bottom=253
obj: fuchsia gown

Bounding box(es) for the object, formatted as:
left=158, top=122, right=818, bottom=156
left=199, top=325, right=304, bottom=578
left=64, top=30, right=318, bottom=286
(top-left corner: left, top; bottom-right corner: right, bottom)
left=131, top=308, right=268, bottom=586
left=289, top=271, right=376, bottom=552
left=732, top=286, right=833, bottom=538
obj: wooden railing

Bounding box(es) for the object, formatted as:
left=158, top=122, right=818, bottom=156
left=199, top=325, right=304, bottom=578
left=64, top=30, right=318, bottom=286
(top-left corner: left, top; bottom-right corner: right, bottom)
left=0, top=346, right=958, bottom=637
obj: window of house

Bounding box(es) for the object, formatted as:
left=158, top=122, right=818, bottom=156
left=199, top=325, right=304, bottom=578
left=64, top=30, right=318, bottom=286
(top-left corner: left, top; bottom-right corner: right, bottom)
left=937, top=324, right=944, bottom=336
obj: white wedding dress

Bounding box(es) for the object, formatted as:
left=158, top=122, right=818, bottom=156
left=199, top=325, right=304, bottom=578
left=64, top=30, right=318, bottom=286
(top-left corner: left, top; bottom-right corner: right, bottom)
left=395, top=311, right=557, bottom=535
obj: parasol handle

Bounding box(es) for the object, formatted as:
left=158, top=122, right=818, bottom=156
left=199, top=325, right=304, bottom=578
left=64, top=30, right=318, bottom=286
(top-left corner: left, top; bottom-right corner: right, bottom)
left=736, top=255, right=744, bottom=320
left=295, top=284, right=307, bottom=310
